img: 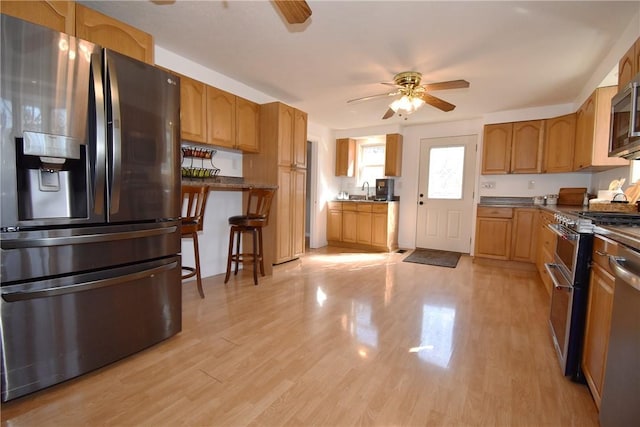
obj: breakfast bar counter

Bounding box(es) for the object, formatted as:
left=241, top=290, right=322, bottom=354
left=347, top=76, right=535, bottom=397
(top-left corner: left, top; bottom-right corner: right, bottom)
left=182, top=176, right=278, bottom=191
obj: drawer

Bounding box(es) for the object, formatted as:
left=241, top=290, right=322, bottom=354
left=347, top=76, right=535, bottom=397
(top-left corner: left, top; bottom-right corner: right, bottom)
left=342, top=203, right=358, bottom=211
left=477, top=206, right=513, bottom=218
left=357, top=203, right=372, bottom=212
left=592, top=235, right=618, bottom=275
left=328, top=201, right=343, bottom=211
left=372, top=203, right=388, bottom=213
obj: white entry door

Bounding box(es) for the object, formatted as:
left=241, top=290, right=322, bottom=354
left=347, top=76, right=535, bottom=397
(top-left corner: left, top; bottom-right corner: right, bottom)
left=415, top=135, right=477, bottom=253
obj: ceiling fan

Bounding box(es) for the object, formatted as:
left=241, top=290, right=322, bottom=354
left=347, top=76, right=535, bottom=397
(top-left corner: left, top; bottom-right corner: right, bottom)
left=151, top=1, right=312, bottom=25
left=347, top=71, right=470, bottom=120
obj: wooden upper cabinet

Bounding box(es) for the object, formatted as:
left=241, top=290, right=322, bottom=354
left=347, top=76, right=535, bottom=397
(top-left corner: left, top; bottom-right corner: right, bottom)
left=335, top=138, right=355, bottom=176
left=482, top=123, right=512, bottom=174
left=206, top=86, right=236, bottom=149
left=574, top=86, right=628, bottom=171
left=1, top=0, right=75, bottom=34
left=385, top=133, right=403, bottom=176
left=543, top=113, right=576, bottom=173
left=277, top=104, right=295, bottom=167
left=511, top=120, right=543, bottom=173
left=293, top=109, right=308, bottom=168
left=75, top=4, right=154, bottom=64
left=618, top=37, right=639, bottom=92
left=236, top=97, right=260, bottom=153
left=179, top=75, right=207, bottom=144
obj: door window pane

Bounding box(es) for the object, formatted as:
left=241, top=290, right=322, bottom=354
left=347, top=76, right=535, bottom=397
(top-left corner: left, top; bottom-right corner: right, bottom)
left=427, top=146, right=465, bottom=199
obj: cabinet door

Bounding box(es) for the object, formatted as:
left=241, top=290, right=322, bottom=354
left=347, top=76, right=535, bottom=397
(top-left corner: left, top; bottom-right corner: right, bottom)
left=292, top=168, right=306, bottom=258
left=278, top=104, right=295, bottom=167
left=293, top=109, right=307, bottom=168
left=76, top=4, right=154, bottom=64
left=275, top=167, right=293, bottom=262
left=474, top=217, right=511, bottom=260
left=236, top=97, right=260, bottom=153
left=206, top=86, right=236, bottom=149
left=180, top=75, right=207, bottom=143
left=385, top=133, right=403, bottom=176
left=511, top=120, right=543, bottom=173
left=372, top=211, right=388, bottom=247
left=335, top=138, right=355, bottom=177
left=511, top=209, right=537, bottom=262
left=327, top=206, right=343, bottom=241
left=544, top=114, right=576, bottom=173
left=618, top=41, right=636, bottom=92
left=1, top=0, right=75, bottom=34
left=482, top=123, right=512, bottom=174
left=573, top=94, right=595, bottom=170
left=356, top=211, right=372, bottom=245
left=342, top=209, right=357, bottom=243
left=582, top=263, right=615, bottom=410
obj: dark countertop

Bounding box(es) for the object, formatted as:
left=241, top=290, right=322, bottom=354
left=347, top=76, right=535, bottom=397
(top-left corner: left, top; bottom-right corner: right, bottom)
left=182, top=176, right=277, bottom=191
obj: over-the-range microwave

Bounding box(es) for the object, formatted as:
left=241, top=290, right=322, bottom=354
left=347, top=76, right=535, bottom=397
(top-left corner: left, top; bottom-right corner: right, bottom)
left=609, top=73, right=640, bottom=159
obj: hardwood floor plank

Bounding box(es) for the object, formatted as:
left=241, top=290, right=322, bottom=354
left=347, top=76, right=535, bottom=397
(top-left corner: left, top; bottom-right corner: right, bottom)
left=1, top=248, right=599, bottom=426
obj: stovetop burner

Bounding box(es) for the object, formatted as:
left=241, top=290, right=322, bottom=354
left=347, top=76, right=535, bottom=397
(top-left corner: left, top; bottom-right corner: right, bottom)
left=577, top=211, right=640, bottom=226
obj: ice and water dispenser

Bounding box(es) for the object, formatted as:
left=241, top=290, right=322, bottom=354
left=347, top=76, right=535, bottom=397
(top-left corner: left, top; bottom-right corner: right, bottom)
left=15, top=131, right=88, bottom=221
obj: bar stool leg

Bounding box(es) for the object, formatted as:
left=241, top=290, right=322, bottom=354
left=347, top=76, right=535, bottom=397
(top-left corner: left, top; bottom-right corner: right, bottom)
left=192, top=232, right=205, bottom=298
left=258, top=227, right=265, bottom=276
left=234, top=229, right=241, bottom=275
left=224, top=227, right=235, bottom=284
left=252, top=228, right=258, bottom=286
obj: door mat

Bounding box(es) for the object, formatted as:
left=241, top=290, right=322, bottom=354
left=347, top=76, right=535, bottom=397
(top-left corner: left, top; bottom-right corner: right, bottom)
left=403, top=248, right=461, bottom=268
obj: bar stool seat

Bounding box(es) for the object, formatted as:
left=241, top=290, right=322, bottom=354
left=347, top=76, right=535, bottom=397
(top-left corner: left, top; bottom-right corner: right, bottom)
left=224, top=188, right=275, bottom=286
left=181, top=185, right=210, bottom=298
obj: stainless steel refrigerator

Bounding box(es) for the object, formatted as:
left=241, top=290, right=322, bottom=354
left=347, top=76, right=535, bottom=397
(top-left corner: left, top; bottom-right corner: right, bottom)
left=0, top=15, right=182, bottom=401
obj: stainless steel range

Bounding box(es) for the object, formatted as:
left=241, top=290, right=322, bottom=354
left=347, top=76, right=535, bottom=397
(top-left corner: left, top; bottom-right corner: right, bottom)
left=545, top=210, right=640, bottom=380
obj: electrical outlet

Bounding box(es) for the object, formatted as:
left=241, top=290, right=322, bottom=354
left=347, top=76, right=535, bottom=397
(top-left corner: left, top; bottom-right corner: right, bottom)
left=481, top=181, right=495, bottom=189
left=528, top=180, right=535, bottom=190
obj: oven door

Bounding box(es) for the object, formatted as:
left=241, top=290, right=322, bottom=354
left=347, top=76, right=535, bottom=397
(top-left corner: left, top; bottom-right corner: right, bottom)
left=545, top=262, right=574, bottom=375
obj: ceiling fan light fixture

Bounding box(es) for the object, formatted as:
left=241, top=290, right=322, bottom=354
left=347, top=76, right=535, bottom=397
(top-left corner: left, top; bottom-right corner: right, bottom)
left=390, top=95, right=424, bottom=114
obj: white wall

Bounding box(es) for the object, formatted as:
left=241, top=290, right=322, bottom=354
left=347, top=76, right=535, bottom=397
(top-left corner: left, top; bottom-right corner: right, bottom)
left=308, top=120, right=336, bottom=249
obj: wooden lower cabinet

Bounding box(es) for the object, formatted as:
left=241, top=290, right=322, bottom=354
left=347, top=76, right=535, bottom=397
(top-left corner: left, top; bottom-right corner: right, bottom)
left=474, top=207, right=513, bottom=260
left=356, top=204, right=372, bottom=245
left=274, top=167, right=306, bottom=264
left=327, top=201, right=398, bottom=251
left=475, top=206, right=537, bottom=262
left=327, top=202, right=342, bottom=242
left=535, top=210, right=557, bottom=295
left=582, top=235, right=617, bottom=410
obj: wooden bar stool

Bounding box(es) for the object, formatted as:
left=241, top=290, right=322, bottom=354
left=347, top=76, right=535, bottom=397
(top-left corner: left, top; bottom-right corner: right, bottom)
left=181, top=185, right=210, bottom=298
left=224, top=188, right=275, bottom=286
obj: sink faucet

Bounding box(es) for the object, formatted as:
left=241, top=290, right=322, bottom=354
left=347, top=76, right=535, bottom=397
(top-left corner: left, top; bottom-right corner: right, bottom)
left=362, top=181, right=370, bottom=199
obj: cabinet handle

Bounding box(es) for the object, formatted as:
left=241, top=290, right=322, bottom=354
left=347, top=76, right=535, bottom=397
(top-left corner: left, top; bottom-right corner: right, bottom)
left=595, top=250, right=607, bottom=257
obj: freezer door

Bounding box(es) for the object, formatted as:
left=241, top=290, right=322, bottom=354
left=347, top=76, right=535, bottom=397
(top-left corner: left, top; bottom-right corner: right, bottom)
left=1, top=221, right=180, bottom=284
left=0, top=255, right=181, bottom=402
left=105, top=50, right=181, bottom=223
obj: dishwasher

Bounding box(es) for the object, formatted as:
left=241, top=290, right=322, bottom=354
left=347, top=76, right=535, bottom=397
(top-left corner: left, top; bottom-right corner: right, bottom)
left=600, top=244, right=640, bottom=427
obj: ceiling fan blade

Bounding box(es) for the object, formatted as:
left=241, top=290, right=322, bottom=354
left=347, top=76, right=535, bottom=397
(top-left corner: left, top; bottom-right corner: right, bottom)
left=347, top=91, right=399, bottom=103
left=272, top=0, right=312, bottom=24
left=382, top=108, right=396, bottom=120
left=422, top=79, right=470, bottom=91
left=420, top=93, right=456, bottom=112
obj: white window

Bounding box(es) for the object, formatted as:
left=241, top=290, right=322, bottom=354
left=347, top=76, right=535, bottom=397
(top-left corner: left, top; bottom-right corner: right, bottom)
left=631, top=160, right=640, bottom=184
left=427, top=145, right=465, bottom=199
left=356, top=141, right=385, bottom=187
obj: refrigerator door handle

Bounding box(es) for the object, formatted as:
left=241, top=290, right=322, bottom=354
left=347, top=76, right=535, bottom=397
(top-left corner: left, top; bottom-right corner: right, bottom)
left=1, top=225, right=178, bottom=249
left=107, top=55, right=122, bottom=215
left=1, top=261, right=178, bottom=302
left=92, top=53, right=106, bottom=215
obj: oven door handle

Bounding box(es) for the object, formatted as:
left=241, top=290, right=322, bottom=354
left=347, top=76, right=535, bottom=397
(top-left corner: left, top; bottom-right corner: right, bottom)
left=545, top=263, right=574, bottom=290
left=547, top=223, right=578, bottom=240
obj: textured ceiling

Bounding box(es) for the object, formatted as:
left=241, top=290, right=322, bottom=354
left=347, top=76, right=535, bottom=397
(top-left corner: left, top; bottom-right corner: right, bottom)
left=80, top=1, right=640, bottom=130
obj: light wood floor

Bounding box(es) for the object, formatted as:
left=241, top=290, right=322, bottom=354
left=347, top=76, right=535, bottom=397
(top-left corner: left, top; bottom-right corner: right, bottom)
left=1, top=247, right=599, bottom=426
